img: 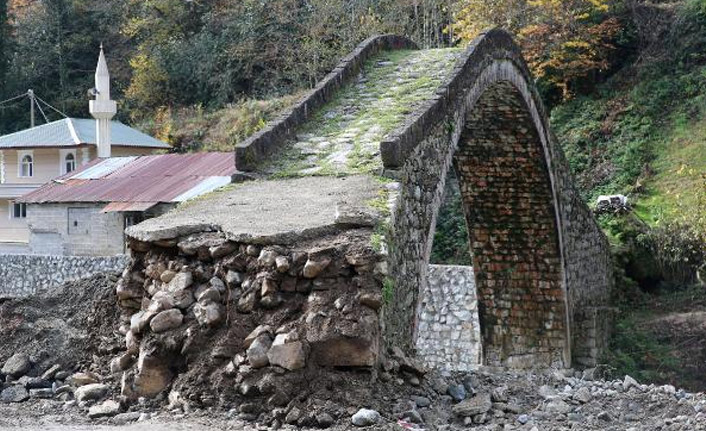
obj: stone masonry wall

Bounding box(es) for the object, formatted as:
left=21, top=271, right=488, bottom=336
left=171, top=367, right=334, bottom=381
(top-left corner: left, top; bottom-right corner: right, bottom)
left=383, top=29, right=613, bottom=368
left=455, top=81, right=566, bottom=368
left=416, top=264, right=481, bottom=372
left=0, top=254, right=129, bottom=298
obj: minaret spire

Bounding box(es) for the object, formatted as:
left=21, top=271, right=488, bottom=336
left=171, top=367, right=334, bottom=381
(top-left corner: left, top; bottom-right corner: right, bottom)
left=89, top=44, right=117, bottom=158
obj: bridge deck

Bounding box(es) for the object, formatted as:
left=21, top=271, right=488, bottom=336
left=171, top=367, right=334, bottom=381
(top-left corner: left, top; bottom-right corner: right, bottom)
left=264, top=48, right=462, bottom=177
left=126, top=175, right=384, bottom=244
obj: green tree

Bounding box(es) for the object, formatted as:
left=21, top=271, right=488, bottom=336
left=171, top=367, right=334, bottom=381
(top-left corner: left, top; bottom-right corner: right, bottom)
left=0, top=0, right=8, bottom=96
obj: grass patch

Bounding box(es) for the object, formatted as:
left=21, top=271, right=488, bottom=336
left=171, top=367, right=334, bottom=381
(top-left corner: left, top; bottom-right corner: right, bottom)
left=138, top=95, right=302, bottom=153
left=604, top=283, right=706, bottom=389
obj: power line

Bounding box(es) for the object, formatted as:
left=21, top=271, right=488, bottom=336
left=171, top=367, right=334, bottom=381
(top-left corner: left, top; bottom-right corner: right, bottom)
left=34, top=99, right=49, bottom=124
left=34, top=94, right=69, bottom=119
left=0, top=92, right=27, bottom=107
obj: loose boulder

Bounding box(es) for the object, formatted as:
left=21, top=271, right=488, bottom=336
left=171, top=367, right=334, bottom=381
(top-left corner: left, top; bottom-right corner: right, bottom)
left=351, top=408, right=381, bottom=427
left=267, top=333, right=307, bottom=370
left=149, top=309, right=183, bottom=333
left=88, top=400, right=121, bottom=418
left=75, top=383, right=110, bottom=403
left=247, top=335, right=273, bottom=368
left=0, top=386, right=29, bottom=403
left=1, top=353, right=31, bottom=378
left=452, top=393, right=492, bottom=417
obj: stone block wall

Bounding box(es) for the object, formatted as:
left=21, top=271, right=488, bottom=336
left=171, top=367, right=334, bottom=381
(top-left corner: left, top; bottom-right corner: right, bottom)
left=0, top=254, right=129, bottom=298
left=416, top=265, right=481, bottom=372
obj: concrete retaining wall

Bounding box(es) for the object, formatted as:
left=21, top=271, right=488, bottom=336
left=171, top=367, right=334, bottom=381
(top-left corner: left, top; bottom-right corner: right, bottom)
left=0, top=254, right=129, bottom=298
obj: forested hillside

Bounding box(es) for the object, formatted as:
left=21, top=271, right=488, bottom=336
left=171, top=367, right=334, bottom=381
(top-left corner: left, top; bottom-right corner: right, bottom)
left=1, top=0, right=624, bottom=133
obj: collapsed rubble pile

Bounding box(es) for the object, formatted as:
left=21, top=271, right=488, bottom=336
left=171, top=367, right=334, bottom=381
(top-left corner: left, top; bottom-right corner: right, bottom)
left=3, top=343, right=706, bottom=431
left=0, top=269, right=705, bottom=430
left=113, top=229, right=387, bottom=411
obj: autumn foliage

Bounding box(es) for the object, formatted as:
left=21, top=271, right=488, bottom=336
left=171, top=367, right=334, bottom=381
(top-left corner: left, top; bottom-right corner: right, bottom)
left=454, top=0, right=624, bottom=99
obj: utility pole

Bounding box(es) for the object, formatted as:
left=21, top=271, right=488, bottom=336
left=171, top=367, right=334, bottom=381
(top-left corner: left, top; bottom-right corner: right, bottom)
left=28, top=89, right=34, bottom=127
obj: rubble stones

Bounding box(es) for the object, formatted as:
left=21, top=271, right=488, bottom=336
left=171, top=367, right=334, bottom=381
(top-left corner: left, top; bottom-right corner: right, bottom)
left=210, top=242, right=236, bottom=259
left=574, top=386, right=592, bottom=403
left=244, top=325, right=273, bottom=348
left=149, top=309, right=184, bottom=333
left=1, top=353, right=31, bottom=378
left=351, top=408, right=381, bottom=426
left=0, top=386, right=29, bottom=403
left=194, top=301, right=223, bottom=326
left=448, top=383, right=467, bottom=402
left=275, top=256, right=290, bottom=273
left=209, top=276, right=226, bottom=293
left=40, top=364, right=61, bottom=381
left=624, top=375, right=639, bottom=390
left=160, top=270, right=176, bottom=283
left=285, top=407, right=302, bottom=425
left=358, top=292, right=383, bottom=310
left=303, top=257, right=331, bottom=278
left=267, top=333, right=307, bottom=370
left=452, top=393, right=492, bottom=417
left=110, top=353, right=135, bottom=374
left=316, top=412, right=335, bottom=428
left=88, top=400, right=121, bottom=418
left=69, top=372, right=100, bottom=386
left=226, top=271, right=244, bottom=286
left=258, top=250, right=278, bottom=267
left=133, top=354, right=172, bottom=398
left=74, top=383, right=109, bottom=403
left=247, top=335, right=273, bottom=368
left=112, top=412, right=142, bottom=425
left=166, top=272, right=193, bottom=291
left=29, top=388, right=53, bottom=399
left=196, top=286, right=221, bottom=303
left=545, top=399, right=572, bottom=414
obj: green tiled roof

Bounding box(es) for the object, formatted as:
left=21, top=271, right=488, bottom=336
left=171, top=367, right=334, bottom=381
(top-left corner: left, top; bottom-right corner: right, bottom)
left=0, top=118, right=170, bottom=149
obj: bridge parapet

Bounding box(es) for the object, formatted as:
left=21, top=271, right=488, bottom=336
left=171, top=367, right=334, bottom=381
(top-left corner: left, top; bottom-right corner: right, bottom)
left=235, top=35, right=417, bottom=171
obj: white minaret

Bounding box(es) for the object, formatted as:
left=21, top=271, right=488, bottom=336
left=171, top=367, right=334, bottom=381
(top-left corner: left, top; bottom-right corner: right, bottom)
left=89, top=44, right=117, bottom=158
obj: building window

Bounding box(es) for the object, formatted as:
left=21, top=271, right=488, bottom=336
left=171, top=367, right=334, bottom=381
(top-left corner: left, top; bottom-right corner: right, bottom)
left=9, top=202, right=26, bottom=219
left=60, top=149, right=77, bottom=174
left=18, top=151, right=33, bottom=178
left=65, top=153, right=76, bottom=173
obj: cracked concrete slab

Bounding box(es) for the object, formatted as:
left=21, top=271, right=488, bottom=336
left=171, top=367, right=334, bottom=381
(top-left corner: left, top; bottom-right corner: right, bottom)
left=126, top=175, right=384, bottom=244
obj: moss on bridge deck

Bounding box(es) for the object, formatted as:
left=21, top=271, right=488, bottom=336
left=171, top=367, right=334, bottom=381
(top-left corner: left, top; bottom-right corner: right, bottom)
left=265, top=48, right=463, bottom=178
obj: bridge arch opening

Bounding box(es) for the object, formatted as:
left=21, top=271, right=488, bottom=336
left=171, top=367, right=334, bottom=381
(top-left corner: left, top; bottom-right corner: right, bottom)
left=416, top=78, right=570, bottom=370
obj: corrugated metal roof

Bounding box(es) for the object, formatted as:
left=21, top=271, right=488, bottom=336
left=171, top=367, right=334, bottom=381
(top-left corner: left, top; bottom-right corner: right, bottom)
left=20, top=152, right=236, bottom=206
left=101, top=201, right=158, bottom=213
left=0, top=118, right=170, bottom=149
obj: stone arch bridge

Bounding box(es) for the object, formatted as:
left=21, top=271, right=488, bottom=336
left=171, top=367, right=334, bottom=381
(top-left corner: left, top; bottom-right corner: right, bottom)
left=128, top=29, right=613, bottom=372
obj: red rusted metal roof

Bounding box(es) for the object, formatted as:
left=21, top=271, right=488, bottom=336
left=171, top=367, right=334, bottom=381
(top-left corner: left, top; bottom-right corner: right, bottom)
left=20, top=152, right=236, bottom=206
left=101, top=201, right=158, bottom=213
